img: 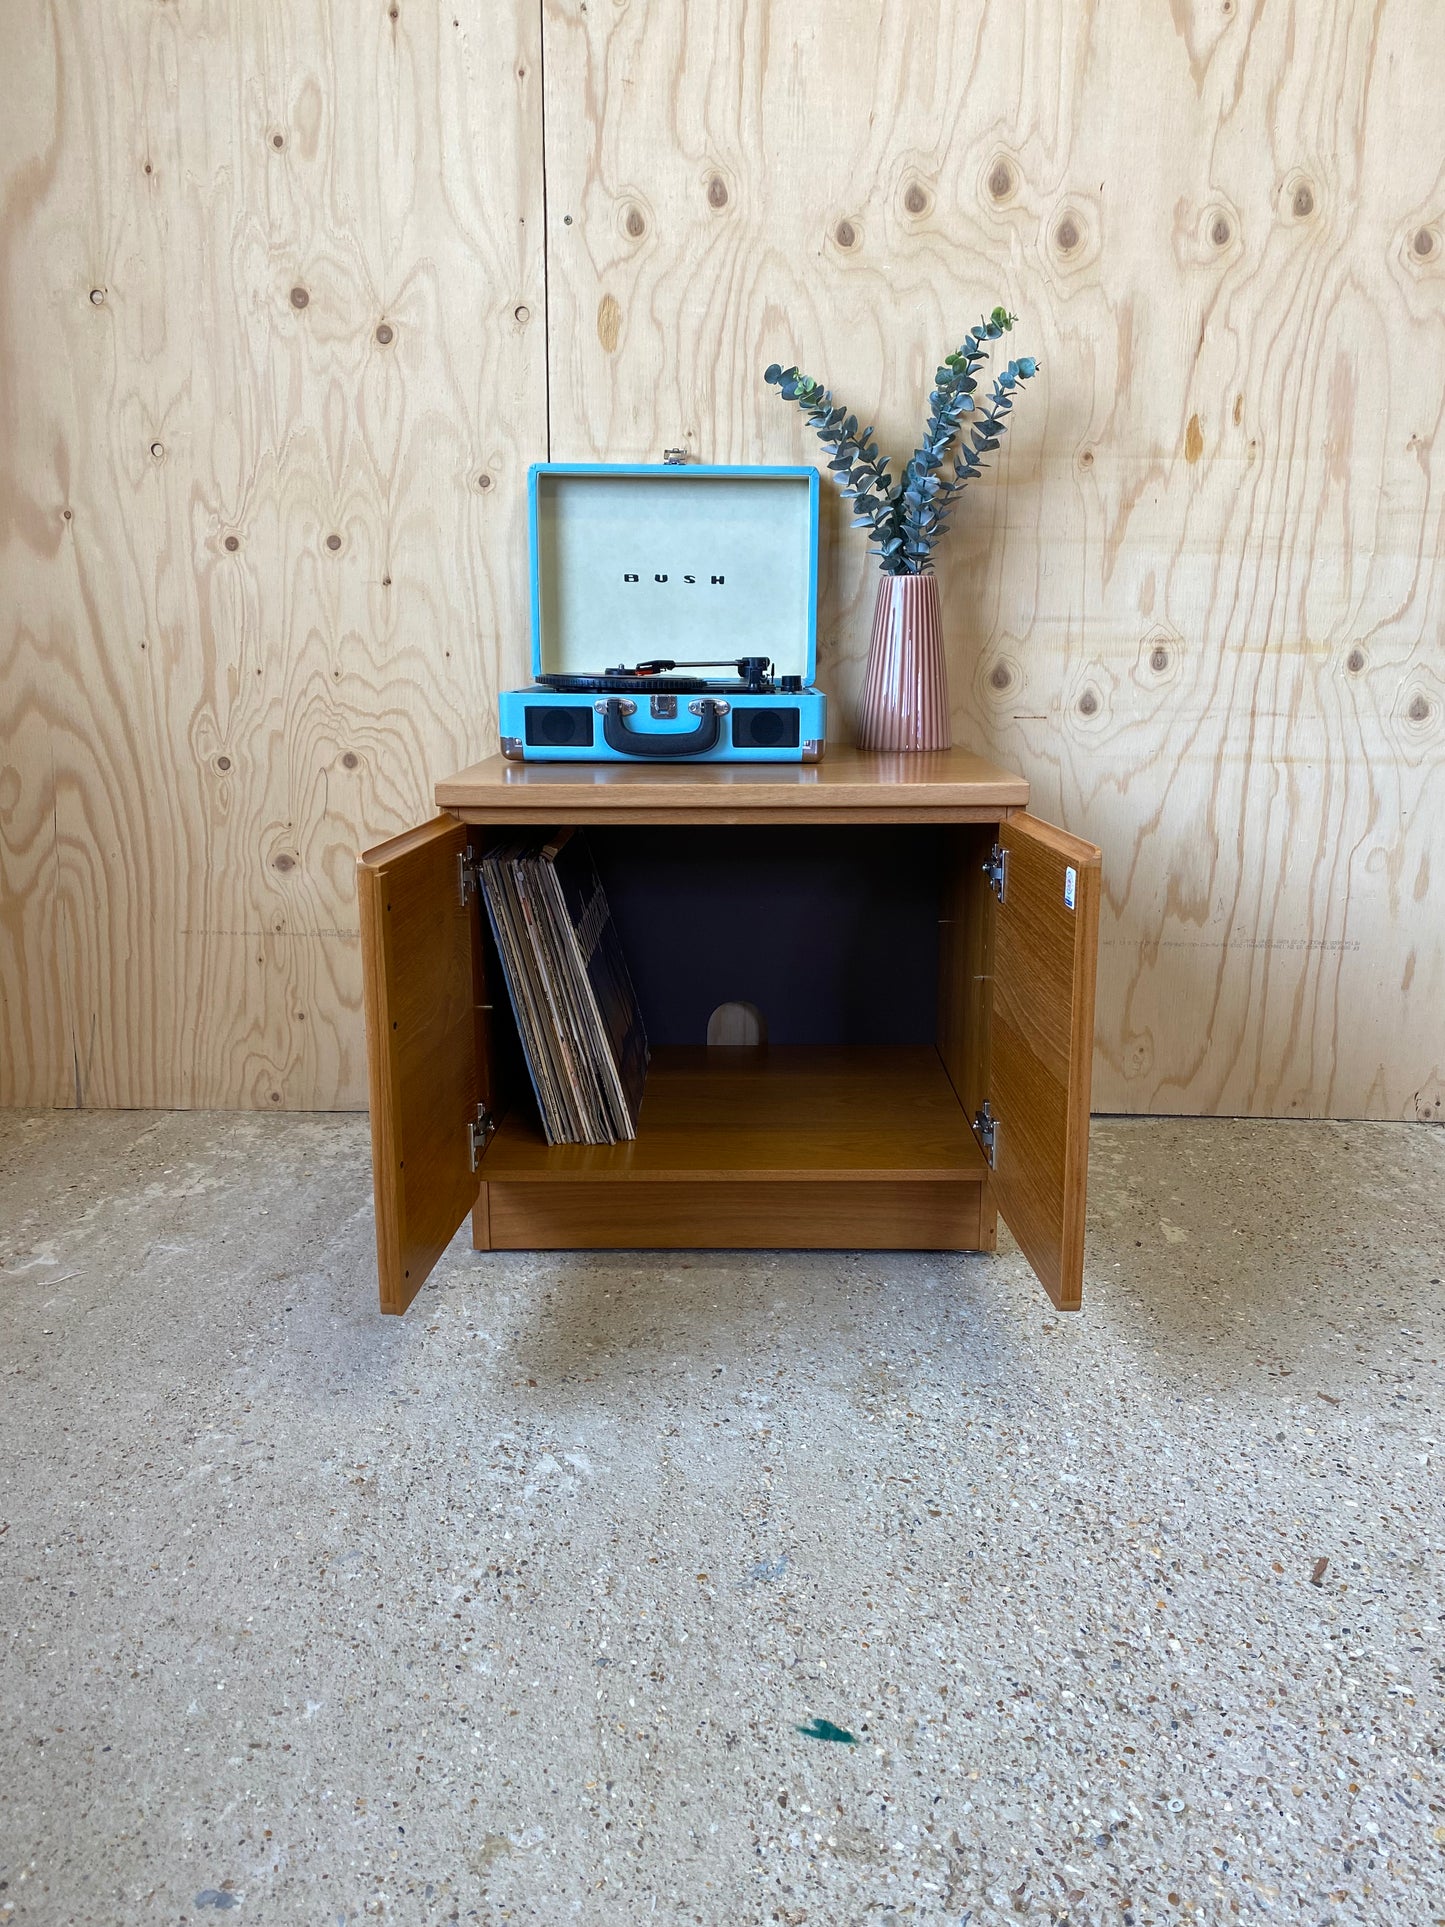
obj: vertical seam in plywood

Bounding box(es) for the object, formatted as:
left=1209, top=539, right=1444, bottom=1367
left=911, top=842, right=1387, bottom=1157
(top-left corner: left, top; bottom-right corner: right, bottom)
left=537, top=0, right=552, bottom=458
left=51, top=734, right=81, bottom=1109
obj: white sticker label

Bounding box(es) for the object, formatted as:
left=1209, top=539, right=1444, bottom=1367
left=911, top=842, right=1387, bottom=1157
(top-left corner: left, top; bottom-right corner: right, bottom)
left=1063, top=865, right=1077, bottom=910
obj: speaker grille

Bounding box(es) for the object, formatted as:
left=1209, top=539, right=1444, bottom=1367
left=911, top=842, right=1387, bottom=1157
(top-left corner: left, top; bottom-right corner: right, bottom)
left=731, top=705, right=800, bottom=750
left=525, top=704, right=594, bottom=748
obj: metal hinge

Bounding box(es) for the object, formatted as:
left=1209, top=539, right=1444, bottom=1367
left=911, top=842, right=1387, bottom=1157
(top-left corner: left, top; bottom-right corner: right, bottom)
left=458, top=850, right=482, bottom=906
left=982, top=843, right=1008, bottom=904
left=973, top=1099, right=997, bottom=1169
left=468, top=1103, right=495, bottom=1170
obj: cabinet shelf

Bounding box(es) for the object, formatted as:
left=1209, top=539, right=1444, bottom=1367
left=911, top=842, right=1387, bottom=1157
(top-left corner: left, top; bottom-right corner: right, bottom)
left=478, top=1045, right=988, bottom=1185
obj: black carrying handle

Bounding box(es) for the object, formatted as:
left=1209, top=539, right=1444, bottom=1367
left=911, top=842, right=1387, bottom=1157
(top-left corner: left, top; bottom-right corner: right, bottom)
left=600, top=696, right=723, bottom=759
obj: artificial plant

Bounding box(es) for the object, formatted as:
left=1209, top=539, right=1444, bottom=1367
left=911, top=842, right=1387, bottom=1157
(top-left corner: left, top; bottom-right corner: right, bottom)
left=765, top=308, right=1038, bottom=575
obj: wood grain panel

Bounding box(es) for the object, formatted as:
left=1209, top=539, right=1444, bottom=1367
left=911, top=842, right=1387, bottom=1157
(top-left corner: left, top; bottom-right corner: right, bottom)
left=0, top=614, right=69, bottom=1103
left=936, top=824, right=1002, bottom=1255
left=0, top=0, right=545, bottom=1107
left=540, top=0, right=1445, bottom=1122
left=358, top=815, right=480, bottom=1315
left=435, top=745, right=1029, bottom=820
left=479, top=1044, right=988, bottom=1183
left=990, top=813, right=1101, bottom=1312
left=937, top=824, right=995, bottom=1128
left=487, top=1178, right=985, bottom=1252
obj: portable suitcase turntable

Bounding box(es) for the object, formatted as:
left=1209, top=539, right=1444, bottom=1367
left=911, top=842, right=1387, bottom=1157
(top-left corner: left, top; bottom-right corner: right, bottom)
left=499, top=463, right=827, bottom=762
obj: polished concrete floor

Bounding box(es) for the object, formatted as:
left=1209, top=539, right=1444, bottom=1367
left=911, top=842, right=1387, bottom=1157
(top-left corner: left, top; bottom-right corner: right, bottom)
left=1, top=1109, right=1442, bottom=1926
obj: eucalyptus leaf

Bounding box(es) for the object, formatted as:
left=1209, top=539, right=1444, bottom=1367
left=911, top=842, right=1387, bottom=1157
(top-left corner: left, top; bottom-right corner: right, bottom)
left=763, top=309, right=1038, bottom=571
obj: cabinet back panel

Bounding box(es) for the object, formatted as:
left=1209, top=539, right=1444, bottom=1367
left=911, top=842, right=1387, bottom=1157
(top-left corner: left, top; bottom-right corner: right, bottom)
left=589, top=826, right=941, bottom=1048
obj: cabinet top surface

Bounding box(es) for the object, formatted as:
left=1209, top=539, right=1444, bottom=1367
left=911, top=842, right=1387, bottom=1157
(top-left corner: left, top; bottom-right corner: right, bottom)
left=435, top=746, right=1029, bottom=821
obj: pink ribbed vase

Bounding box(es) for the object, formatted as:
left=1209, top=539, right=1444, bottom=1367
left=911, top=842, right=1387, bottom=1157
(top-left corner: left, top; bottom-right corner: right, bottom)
left=855, top=572, right=952, bottom=752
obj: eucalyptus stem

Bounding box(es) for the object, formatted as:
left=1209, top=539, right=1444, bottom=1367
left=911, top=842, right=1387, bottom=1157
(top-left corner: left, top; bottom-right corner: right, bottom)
left=765, top=308, right=1038, bottom=575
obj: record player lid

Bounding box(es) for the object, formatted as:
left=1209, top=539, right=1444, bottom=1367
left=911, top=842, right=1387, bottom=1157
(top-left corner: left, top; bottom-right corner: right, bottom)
left=528, top=464, right=819, bottom=685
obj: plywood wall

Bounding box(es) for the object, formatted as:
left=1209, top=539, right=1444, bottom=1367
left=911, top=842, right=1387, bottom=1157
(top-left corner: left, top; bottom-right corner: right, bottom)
left=542, top=0, right=1445, bottom=1122
left=0, top=0, right=546, bottom=1108
left=2, top=0, right=1442, bottom=1118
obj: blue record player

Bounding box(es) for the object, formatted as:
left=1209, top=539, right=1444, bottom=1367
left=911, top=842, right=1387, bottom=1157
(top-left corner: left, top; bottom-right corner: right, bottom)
left=499, top=462, right=827, bottom=762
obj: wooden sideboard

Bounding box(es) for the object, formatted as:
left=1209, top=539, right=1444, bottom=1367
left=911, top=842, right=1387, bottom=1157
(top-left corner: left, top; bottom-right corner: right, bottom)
left=358, top=748, right=1100, bottom=1316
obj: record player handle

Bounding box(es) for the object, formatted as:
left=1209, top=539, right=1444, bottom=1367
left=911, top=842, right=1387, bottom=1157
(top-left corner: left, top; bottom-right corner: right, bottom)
left=599, top=696, right=724, bottom=758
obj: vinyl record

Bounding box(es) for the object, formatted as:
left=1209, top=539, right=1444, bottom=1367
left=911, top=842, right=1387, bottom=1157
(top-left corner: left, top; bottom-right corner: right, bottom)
left=538, top=674, right=713, bottom=695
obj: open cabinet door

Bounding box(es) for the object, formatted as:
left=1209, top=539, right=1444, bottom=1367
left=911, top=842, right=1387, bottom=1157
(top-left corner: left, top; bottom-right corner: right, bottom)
left=987, top=812, right=1101, bottom=1311
left=358, top=816, right=482, bottom=1314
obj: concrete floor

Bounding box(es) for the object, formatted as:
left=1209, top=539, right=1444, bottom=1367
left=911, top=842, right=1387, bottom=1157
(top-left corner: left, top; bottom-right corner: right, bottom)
left=0, top=1112, right=1442, bottom=1927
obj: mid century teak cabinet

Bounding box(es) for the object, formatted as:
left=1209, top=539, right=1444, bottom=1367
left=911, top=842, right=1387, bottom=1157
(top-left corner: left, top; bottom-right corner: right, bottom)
left=358, top=748, right=1100, bottom=1318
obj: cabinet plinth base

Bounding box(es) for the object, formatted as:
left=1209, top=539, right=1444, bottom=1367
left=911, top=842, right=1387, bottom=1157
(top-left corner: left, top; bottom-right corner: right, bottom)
left=479, top=1178, right=987, bottom=1252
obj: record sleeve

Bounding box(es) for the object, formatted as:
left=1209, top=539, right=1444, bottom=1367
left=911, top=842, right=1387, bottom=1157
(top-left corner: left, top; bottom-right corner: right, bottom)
left=537, top=829, right=650, bottom=1138
left=477, top=831, right=648, bottom=1145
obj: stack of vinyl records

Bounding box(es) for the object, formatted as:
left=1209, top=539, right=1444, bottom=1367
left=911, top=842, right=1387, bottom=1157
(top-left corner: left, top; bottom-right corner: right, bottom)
left=478, top=830, right=649, bottom=1145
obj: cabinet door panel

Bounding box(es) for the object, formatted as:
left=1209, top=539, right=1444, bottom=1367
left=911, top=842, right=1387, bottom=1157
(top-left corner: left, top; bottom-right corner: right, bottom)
left=938, top=825, right=995, bottom=1127
left=358, top=817, right=480, bottom=1314
left=989, top=812, right=1101, bottom=1311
